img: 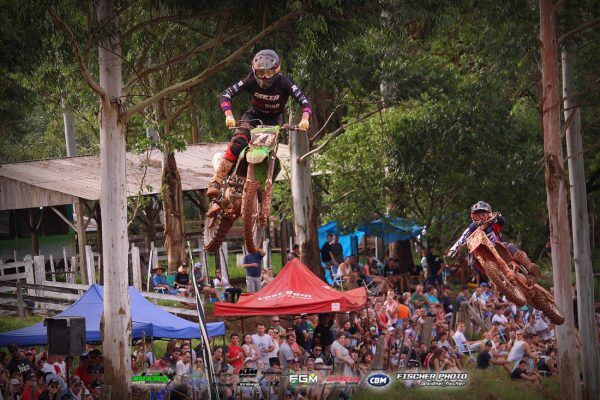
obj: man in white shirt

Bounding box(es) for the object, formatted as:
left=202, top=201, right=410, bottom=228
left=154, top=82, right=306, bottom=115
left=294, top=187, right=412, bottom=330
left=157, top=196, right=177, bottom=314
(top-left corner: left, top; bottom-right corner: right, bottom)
left=213, top=269, right=242, bottom=302
left=252, top=323, right=274, bottom=366
left=175, top=352, right=192, bottom=376
left=491, top=307, right=509, bottom=325
left=331, top=332, right=354, bottom=376
left=507, top=330, right=532, bottom=369
left=453, top=322, right=482, bottom=354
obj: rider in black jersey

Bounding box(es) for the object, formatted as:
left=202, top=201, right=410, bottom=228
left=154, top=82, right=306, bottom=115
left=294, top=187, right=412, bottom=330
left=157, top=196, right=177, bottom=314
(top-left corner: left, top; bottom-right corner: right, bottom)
left=207, top=49, right=312, bottom=198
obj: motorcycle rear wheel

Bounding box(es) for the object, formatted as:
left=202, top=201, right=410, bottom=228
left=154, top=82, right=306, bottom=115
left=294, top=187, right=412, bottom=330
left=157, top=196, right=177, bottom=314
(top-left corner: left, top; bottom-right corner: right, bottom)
left=529, top=285, right=565, bottom=325
left=483, top=261, right=527, bottom=306
left=203, top=210, right=235, bottom=252
left=241, top=179, right=264, bottom=253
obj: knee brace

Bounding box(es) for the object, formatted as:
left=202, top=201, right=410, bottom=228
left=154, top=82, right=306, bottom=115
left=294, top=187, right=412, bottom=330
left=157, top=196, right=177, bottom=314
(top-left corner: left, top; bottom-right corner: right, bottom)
left=224, top=131, right=250, bottom=161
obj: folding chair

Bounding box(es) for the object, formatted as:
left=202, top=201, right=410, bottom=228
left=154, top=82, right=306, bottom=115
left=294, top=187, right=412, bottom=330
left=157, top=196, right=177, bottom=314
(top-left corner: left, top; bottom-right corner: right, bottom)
left=326, top=265, right=345, bottom=291
left=362, top=277, right=379, bottom=296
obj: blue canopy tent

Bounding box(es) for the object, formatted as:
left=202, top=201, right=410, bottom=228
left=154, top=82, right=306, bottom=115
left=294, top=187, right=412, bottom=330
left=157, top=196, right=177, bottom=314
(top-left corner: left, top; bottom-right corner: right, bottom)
left=356, top=217, right=424, bottom=244
left=0, top=284, right=225, bottom=346
left=318, top=221, right=365, bottom=260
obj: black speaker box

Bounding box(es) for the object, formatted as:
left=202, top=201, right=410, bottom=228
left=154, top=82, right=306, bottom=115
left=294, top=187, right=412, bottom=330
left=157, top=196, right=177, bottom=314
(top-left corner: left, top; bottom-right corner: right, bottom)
left=44, top=317, right=86, bottom=356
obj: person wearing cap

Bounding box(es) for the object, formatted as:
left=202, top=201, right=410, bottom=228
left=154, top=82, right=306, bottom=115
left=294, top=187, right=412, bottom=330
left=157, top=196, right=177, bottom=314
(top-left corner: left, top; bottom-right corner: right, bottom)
left=89, top=380, right=103, bottom=400
left=6, top=342, right=32, bottom=381
left=241, top=249, right=265, bottom=293
left=68, top=375, right=86, bottom=400
left=37, top=377, right=61, bottom=400
left=152, top=265, right=180, bottom=295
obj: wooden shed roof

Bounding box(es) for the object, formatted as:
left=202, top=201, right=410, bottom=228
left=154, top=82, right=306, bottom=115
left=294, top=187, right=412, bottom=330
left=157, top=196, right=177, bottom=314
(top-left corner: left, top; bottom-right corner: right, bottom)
left=0, top=143, right=290, bottom=211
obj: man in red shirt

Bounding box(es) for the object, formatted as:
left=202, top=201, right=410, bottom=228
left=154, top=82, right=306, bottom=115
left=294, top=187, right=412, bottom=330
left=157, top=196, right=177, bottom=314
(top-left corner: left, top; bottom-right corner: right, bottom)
left=74, top=354, right=93, bottom=387
left=226, top=333, right=244, bottom=373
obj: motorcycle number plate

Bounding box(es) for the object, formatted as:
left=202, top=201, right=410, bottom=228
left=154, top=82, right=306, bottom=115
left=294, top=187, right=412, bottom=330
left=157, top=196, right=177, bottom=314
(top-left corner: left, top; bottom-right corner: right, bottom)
left=250, top=131, right=276, bottom=147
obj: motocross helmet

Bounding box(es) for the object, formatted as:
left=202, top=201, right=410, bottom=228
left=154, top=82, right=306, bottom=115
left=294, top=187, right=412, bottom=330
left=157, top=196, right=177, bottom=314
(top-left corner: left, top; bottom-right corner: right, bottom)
left=470, top=201, right=492, bottom=222
left=252, top=49, right=281, bottom=89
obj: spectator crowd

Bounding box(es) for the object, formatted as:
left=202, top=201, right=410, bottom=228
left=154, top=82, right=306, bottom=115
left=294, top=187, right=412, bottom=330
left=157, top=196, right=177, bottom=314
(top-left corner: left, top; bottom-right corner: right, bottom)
left=2, top=235, right=592, bottom=400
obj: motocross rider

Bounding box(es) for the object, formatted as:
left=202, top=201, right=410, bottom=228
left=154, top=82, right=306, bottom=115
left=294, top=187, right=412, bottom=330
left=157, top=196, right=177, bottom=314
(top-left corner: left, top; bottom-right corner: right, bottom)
left=446, top=201, right=539, bottom=276
left=207, top=49, right=312, bottom=198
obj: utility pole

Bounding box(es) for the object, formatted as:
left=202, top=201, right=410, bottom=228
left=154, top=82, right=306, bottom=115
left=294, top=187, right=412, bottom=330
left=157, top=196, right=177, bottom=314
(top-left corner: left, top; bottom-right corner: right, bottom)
left=562, top=45, right=600, bottom=400
left=539, top=1, right=581, bottom=399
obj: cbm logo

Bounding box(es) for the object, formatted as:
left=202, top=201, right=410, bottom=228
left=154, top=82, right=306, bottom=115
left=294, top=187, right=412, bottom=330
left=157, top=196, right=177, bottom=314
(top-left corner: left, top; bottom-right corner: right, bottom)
left=367, top=373, right=391, bottom=388
left=289, top=373, right=318, bottom=384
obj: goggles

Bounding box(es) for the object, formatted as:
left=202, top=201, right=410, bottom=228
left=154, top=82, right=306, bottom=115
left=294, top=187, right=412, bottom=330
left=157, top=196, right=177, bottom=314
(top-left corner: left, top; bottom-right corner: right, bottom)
left=471, top=211, right=492, bottom=222
left=254, top=68, right=278, bottom=79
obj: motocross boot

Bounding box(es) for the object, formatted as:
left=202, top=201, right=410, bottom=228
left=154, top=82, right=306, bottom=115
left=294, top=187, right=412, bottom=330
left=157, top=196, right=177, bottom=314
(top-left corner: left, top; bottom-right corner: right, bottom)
left=207, top=158, right=234, bottom=199
left=513, top=250, right=541, bottom=281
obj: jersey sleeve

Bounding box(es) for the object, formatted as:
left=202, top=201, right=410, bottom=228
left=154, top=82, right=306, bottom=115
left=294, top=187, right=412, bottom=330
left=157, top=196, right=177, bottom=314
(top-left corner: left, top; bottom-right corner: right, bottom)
left=449, top=223, right=477, bottom=253
left=283, top=76, right=312, bottom=114
left=219, top=72, right=253, bottom=111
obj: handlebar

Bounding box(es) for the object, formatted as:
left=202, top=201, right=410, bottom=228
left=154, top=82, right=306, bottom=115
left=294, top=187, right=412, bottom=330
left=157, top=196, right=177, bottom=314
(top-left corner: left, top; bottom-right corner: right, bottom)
left=228, top=123, right=305, bottom=131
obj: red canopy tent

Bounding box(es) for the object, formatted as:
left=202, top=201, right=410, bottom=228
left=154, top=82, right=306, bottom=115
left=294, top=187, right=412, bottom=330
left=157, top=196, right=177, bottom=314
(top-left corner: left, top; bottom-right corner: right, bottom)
left=213, top=258, right=367, bottom=316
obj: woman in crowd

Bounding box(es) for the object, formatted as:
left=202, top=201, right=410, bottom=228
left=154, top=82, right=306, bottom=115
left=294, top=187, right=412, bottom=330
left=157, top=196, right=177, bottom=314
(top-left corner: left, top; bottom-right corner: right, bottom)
left=241, top=335, right=258, bottom=368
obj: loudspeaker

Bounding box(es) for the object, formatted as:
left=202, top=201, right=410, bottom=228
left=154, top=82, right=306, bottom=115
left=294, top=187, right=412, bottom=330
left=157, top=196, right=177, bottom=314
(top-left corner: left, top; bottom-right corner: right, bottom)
left=44, top=317, right=86, bottom=356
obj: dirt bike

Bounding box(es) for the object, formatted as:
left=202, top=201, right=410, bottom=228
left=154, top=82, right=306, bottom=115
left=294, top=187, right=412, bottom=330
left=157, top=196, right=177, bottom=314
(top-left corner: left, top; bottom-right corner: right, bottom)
left=203, top=122, right=298, bottom=253
left=459, top=213, right=565, bottom=325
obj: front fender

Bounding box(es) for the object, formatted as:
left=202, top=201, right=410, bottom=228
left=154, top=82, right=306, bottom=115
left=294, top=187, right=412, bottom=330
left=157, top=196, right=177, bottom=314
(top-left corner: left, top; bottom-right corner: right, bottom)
left=246, top=147, right=270, bottom=164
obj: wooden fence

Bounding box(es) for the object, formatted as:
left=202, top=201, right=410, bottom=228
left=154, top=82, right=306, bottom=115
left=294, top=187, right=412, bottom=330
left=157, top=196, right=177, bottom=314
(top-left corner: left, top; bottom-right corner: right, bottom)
left=0, top=250, right=199, bottom=318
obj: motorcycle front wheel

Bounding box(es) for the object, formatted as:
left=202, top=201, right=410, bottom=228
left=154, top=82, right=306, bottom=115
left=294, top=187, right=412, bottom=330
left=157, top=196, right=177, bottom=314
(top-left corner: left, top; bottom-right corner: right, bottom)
left=482, top=260, right=527, bottom=306
left=241, top=179, right=264, bottom=253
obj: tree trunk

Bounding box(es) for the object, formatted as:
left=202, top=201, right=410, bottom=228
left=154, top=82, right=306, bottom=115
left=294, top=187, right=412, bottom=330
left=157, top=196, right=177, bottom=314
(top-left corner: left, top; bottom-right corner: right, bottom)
left=161, top=145, right=186, bottom=272
left=290, top=128, right=321, bottom=276
left=539, top=1, right=581, bottom=399
left=62, top=100, right=77, bottom=157
left=562, top=46, right=599, bottom=400
left=143, top=201, right=157, bottom=254
left=191, top=108, right=200, bottom=144
left=97, top=0, right=131, bottom=394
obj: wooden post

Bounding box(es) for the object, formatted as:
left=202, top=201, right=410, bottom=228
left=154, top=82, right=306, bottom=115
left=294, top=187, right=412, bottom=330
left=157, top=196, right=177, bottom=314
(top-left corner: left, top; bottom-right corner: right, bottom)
left=33, top=255, right=45, bottom=310
left=16, top=281, right=24, bottom=318
left=131, top=245, right=142, bottom=291
left=85, top=245, right=96, bottom=285
left=49, top=255, right=56, bottom=282
left=77, top=199, right=89, bottom=285
left=218, top=242, right=228, bottom=278
left=70, top=256, right=78, bottom=284
left=24, top=256, right=35, bottom=297
left=262, top=239, right=271, bottom=270
left=562, top=45, right=599, bottom=400
left=97, top=0, right=131, bottom=393
left=539, top=2, right=581, bottom=399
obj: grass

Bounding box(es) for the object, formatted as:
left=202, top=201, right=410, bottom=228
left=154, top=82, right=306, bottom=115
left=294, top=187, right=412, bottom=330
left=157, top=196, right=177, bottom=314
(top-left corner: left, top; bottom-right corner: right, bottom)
left=203, top=252, right=284, bottom=281
left=0, top=314, right=43, bottom=332
left=352, top=368, right=560, bottom=400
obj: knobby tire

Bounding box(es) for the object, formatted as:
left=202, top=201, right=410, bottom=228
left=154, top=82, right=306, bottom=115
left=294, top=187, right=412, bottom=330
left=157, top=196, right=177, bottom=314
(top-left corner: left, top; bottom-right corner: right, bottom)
left=483, top=260, right=527, bottom=306
left=241, top=179, right=262, bottom=253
